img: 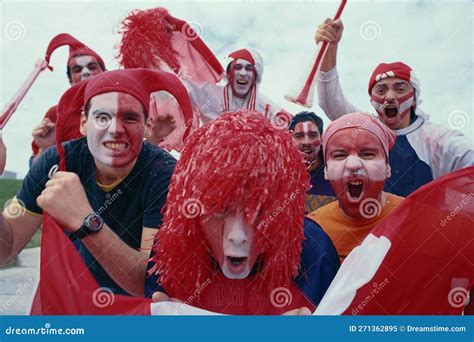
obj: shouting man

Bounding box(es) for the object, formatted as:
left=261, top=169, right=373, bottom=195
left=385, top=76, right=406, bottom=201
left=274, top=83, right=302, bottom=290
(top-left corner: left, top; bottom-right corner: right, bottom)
left=314, top=18, right=473, bottom=196
left=146, top=111, right=340, bottom=315
left=307, top=112, right=403, bottom=262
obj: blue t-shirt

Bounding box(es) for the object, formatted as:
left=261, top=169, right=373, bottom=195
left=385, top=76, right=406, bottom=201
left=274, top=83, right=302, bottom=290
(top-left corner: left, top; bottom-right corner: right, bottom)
left=145, top=217, right=340, bottom=307
left=17, top=137, right=176, bottom=295
left=305, top=165, right=336, bottom=213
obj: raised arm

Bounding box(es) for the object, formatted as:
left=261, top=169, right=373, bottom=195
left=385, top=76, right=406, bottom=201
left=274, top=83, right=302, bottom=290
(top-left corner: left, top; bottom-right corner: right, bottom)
left=315, top=18, right=360, bottom=120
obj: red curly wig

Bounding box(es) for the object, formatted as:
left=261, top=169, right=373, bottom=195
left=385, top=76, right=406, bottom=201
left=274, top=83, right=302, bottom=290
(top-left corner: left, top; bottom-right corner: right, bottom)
left=150, top=111, right=309, bottom=297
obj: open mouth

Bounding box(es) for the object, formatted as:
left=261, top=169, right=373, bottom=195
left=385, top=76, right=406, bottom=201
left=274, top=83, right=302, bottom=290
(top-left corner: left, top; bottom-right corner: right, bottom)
left=225, top=255, right=248, bottom=275
left=103, top=141, right=129, bottom=152
left=384, top=105, right=398, bottom=118
left=236, top=79, right=248, bottom=85
left=347, top=180, right=364, bottom=200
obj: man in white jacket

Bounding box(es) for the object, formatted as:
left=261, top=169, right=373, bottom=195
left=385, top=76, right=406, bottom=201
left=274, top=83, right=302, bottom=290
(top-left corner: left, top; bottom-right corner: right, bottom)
left=314, top=18, right=473, bottom=196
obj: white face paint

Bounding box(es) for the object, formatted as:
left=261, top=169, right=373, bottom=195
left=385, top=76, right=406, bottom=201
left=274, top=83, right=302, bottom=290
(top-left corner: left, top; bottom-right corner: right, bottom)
left=69, top=55, right=102, bottom=84
left=201, top=210, right=260, bottom=280
left=324, top=129, right=390, bottom=218
left=84, top=92, right=145, bottom=169
left=230, top=59, right=256, bottom=99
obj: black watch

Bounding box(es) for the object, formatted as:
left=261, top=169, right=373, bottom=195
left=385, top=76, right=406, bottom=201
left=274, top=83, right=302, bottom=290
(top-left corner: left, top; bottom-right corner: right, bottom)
left=69, top=213, right=104, bottom=241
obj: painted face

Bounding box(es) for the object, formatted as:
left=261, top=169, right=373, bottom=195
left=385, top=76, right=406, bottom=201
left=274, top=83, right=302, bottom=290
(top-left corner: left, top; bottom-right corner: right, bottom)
left=68, top=55, right=103, bottom=84
left=324, top=129, right=391, bottom=218
left=83, top=92, right=145, bottom=170
left=370, top=77, right=415, bottom=130
left=201, top=209, right=261, bottom=279
left=229, top=59, right=256, bottom=99
left=292, top=121, right=321, bottom=165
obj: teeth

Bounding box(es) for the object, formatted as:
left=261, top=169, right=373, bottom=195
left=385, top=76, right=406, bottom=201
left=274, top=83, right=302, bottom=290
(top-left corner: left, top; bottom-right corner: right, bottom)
left=105, top=142, right=127, bottom=151
left=349, top=181, right=363, bottom=185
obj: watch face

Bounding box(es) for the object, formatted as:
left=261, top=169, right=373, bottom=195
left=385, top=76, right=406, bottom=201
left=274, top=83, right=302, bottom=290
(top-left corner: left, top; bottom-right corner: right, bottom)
left=86, top=214, right=103, bottom=232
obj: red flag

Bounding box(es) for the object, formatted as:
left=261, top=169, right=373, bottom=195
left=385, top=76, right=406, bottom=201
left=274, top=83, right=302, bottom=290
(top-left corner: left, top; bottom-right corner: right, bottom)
left=316, top=166, right=474, bottom=315
left=32, top=213, right=151, bottom=315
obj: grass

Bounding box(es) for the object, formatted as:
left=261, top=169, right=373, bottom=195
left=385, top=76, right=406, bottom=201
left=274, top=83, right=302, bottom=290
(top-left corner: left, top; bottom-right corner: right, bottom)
left=0, top=179, right=41, bottom=249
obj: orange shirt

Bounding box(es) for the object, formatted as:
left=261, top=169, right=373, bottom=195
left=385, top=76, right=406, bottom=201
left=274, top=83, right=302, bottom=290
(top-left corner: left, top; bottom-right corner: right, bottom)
left=307, top=193, right=404, bottom=263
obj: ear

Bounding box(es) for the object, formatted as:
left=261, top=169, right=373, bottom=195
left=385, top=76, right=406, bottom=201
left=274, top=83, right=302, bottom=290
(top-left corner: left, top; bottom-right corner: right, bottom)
left=145, top=117, right=153, bottom=139
left=324, top=165, right=329, bottom=180
left=79, top=111, right=87, bottom=136
left=386, top=162, right=391, bottom=179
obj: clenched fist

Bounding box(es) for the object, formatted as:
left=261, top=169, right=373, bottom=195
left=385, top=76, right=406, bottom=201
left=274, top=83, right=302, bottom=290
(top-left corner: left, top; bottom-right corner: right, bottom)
left=315, top=18, right=344, bottom=45
left=32, top=118, right=56, bottom=152
left=37, top=171, right=94, bottom=232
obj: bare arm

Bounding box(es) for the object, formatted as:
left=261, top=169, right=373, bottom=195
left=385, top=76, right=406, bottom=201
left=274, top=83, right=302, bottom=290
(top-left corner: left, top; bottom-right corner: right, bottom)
left=0, top=202, right=42, bottom=266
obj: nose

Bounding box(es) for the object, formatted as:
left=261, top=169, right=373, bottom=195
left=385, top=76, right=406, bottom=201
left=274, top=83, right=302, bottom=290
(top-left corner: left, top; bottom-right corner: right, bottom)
left=107, top=117, right=125, bottom=135
left=345, top=154, right=363, bottom=171
left=224, top=214, right=249, bottom=246
left=384, top=89, right=397, bottom=103
left=81, top=68, right=91, bottom=78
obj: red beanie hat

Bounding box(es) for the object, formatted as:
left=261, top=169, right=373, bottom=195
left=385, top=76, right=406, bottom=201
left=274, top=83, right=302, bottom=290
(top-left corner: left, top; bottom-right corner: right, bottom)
left=45, top=33, right=106, bottom=71
left=368, top=62, right=421, bottom=99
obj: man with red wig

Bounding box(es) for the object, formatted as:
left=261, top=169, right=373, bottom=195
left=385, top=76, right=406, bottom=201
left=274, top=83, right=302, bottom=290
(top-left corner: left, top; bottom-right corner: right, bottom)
left=145, top=110, right=340, bottom=315
left=313, top=19, right=473, bottom=197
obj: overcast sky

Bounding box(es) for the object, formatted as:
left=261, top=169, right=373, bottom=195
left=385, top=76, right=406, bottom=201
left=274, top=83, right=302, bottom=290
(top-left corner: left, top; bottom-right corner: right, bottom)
left=1, top=0, right=472, bottom=178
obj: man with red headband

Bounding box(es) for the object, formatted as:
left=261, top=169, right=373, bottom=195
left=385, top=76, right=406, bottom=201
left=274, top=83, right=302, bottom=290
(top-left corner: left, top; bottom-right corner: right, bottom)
left=314, top=19, right=473, bottom=196
left=307, top=112, right=404, bottom=262
left=30, top=33, right=106, bottom=161
left=0, top=69, right=192, bottom=297
left=185, top=48, right=289, bottom=125
left=145, top=111, right=340, bottom=315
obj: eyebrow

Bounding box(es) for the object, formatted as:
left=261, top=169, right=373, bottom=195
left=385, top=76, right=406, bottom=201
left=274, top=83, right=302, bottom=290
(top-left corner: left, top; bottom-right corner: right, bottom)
left=91, top=109, right=114, bottom=116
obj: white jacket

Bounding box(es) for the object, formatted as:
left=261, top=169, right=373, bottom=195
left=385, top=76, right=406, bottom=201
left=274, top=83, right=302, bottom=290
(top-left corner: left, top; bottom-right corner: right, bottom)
left=317, top=67, right=473, bottom=196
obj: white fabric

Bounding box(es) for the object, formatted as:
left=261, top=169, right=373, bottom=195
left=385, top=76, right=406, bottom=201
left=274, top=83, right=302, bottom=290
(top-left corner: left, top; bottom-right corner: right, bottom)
left=314, top=234, right=391, bottom=315
left=316, top=67, right=474, bottom=178
left=150, top=301, right=223, bottom=315
left=184, top=78, right=284, bottom=125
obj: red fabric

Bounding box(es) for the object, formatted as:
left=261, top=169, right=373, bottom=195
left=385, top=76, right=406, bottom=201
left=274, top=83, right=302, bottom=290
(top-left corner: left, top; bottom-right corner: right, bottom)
left=344, top=166, right=474, bottom=315
left=322, top=112, right=396, bottom=159
left=31, top=105, right=82, bottom=156
left=45, top=33, right=106, bottom=71
left=55, top=69, right=194, bottom=146
left=168, top=273, right=315, bottom=315
left=368, top=61, right=413, bottom=94
left=150, top=111, right=309, bottom=296
left=228, top=49, right=255, bottom=64
left=32, top=213, right=151, bottom=315
left=118, top=7, right=223, bottom=84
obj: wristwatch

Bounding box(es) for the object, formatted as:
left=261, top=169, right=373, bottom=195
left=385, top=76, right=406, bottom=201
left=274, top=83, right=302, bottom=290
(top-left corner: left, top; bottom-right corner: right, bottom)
left=69, top=213, right=104, bottom=241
